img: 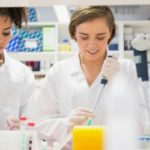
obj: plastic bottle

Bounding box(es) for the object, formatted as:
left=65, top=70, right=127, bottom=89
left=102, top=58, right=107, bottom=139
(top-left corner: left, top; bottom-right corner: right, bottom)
left=19, top=116, right=27, bottom=130
left=138, top=135, right=150, bottom=150
left=28, top=135, right=33, bottom=150
left=27, top=122, right=35, bottom=130
left=59, top=38, right=71, bottom=52
left=27, top=122, right=35, bottom=150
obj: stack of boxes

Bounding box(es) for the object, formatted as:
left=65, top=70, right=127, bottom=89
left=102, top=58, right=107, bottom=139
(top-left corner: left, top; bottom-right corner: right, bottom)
left=27, top=8, right=37, bottom=22
left=18, top=29, right=42, bottom=52
left=6, top=27, right=20, bottom=52
left=6, top=8, right=43, bottom=52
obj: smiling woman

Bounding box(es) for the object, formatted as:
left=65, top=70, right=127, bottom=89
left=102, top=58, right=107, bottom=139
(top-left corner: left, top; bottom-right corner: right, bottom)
left=32, top=6, right=146, bottom=149
left=74, top=18, right=111, bottom=61
left=0, top=8, right=35, bottom=130
left=67, top=7, right=117, bottom=83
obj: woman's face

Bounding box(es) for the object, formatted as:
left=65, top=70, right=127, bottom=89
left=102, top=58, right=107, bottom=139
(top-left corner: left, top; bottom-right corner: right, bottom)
left=75, top=18, right=112, bottom=61
left=0, top=16, right=12, bottom=54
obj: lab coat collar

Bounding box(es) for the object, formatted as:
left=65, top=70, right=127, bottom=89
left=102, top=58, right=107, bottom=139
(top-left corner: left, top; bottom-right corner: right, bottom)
left=69, top=53, right=106, bottom=90
left=0, top=50, right=11, bottom=70
left=69, top=53, right=82, bottom=75
left=69, top=53, right=89, bottom=88
left=69, top=50, right=109, bottom=75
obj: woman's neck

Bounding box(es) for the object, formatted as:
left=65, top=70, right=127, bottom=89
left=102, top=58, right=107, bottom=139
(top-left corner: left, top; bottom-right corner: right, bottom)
left=0, top=53, right=4, bottom=66
left=79, top=53, right=106, bottom=70
left=79, top=53, right=106, bottom=86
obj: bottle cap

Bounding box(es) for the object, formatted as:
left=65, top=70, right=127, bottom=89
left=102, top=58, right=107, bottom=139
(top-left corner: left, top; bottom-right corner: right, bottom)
left=62, top=38, right=69, bottom=43
left=28, top=122, right=35, bottom=127
left=19, top=116, right=27, bottom=121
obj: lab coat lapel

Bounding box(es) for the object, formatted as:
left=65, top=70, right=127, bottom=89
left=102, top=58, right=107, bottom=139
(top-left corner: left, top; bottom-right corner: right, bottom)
left=70, top=54, right=89, bottom=88
left=0, top=51, right=10, bottom=71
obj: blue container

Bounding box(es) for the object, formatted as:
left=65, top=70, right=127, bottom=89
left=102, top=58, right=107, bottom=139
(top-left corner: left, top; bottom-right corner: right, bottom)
left=6, top=27, right=20, bottom=52
left=28, top=8, right=37, bottom=22
left=6, top=36, right=20, bottom=52
left=18, top=29, right=43, bottom=52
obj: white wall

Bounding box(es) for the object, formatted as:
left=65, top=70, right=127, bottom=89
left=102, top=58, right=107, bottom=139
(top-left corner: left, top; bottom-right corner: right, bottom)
left=1, top=0, right=150, bottom=6
left=112, top=5, right=150, bottom=20
left=36, top=7, right=58, bottom=22
left=35, top=5, right=150, bottom=22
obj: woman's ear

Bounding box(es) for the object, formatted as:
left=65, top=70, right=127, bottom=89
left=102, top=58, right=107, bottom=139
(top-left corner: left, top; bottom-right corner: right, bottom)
left=73, top=33, right=77, bottom=41
left=107, top=28, right=113, bottom=44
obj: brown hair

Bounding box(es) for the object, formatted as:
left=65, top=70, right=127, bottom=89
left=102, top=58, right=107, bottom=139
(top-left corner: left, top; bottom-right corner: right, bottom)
left=69, top=6, right=116, bottom=43
left=0, top=8, right=27, bottom=28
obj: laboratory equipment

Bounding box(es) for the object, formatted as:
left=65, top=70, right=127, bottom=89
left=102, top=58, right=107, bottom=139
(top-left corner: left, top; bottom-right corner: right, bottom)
left=91, top=76, right=108, bottom=112
left=138, top=135, right=150, bottom=150
left=85, top=77, right=108, bottom=126
left=131, top=33, right=150, bottom=134
left=0, top=131, right=39, bottom=150
left=27, top=122, right=35, bottom=130
left=19, top=116, right=27, bottom=130
left=131, top=33, right=150, bottom=51
left=72, top=126, right=105, bottom=150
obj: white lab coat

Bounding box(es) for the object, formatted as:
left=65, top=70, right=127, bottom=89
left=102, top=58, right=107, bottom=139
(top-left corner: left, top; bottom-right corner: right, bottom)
left=0, top=51, right=35, bottom=129
left=33, top=54, right=146, bottom=148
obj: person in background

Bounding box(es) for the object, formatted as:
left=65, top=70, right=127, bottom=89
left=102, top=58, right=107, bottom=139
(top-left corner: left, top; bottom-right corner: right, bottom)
left=0, top=8, right=35, bottom=130
left=32, top=6, right=146, bottom=149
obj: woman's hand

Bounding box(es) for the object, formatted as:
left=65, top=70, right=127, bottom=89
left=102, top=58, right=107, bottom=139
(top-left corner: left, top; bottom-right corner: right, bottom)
left=7, top=117, right=20, bottom=130
left=101, top=55, right=120, bottom=82
left=68, top=107, right=93, bottom=133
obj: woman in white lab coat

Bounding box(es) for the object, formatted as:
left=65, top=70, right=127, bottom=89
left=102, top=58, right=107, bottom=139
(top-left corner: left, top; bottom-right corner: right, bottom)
left=33, top=6, right=146, bottom=148
left=0, top=8, right=35, bottom=129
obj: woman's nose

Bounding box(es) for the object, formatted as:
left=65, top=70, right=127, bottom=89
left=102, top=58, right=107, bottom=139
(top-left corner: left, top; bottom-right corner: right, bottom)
left=87, top=40, right=96, bottom=50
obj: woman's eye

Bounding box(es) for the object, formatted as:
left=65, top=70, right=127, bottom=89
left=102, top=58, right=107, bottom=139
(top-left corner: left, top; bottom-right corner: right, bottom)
left=81, top=37, right=88, bottom=40
left=97, top=37, right=105, bottom=40
left=3, top=32, right=11, bottom=36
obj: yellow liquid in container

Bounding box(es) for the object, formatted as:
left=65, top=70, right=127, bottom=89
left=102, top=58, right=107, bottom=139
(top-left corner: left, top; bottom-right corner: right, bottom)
left=73, top=126, right=105, bottom=150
